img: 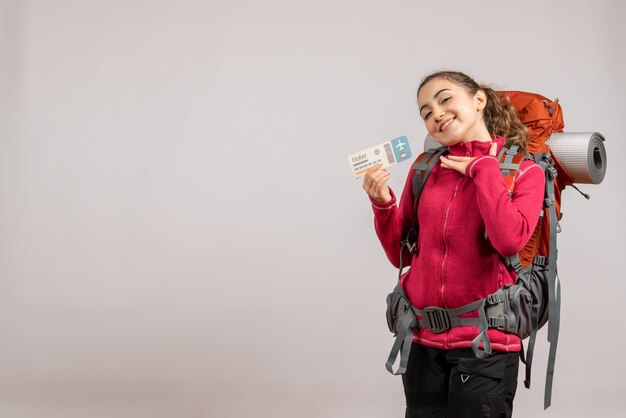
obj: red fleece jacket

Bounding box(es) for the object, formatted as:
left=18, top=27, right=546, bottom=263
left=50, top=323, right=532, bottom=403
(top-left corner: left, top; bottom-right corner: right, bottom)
left=371, top=137, right=544, bottom=352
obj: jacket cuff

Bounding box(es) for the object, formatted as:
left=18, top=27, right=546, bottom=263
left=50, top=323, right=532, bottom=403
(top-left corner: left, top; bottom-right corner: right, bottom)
left=370, top=188, right=396, bottom=210
left=465, top=155, right=499, bottom=178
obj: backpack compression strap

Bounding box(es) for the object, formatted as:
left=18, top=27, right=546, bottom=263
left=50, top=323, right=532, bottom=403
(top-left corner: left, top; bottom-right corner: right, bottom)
left=541, top=154, right=560, bottom=409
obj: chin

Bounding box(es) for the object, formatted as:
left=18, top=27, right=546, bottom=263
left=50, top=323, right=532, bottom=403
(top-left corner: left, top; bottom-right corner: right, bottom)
left=431, top=135, right=461, bottom=147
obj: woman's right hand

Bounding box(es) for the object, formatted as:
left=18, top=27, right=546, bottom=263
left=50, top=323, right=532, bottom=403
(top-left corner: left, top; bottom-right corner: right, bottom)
left=362, top=163, right=392, bottom=203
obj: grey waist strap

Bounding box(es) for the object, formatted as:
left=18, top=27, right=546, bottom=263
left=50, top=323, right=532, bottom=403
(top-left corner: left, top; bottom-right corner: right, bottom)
left=385, top=293, right=506, bottom=374
left=413, top=300, right=484, bottom=332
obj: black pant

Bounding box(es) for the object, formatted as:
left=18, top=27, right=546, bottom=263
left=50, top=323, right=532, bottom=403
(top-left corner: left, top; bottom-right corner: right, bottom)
left=402, top=344, right=519, bottom=418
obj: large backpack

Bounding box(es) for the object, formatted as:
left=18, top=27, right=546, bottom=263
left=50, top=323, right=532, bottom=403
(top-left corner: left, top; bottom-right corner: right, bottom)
left=385, top=91, right=572, bottom=409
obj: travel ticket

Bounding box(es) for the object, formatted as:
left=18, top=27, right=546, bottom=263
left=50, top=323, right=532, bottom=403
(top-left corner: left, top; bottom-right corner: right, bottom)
left=348, top=136, right=413, bottom=178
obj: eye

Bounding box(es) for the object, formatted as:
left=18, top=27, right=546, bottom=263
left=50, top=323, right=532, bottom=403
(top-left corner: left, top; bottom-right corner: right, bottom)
left=441, top=96, right=451, bottom=104
left=424, top=111, right=432, bottom=120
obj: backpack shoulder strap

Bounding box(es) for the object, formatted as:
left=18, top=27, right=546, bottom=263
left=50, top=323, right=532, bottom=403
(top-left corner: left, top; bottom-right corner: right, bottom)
left=411, top=146, right=448, bottom=213
left=497, top=145, right=526, bottom=193
left=483, top=145, right=527, bottom=243
left=400, top=146, right=447, bottom=260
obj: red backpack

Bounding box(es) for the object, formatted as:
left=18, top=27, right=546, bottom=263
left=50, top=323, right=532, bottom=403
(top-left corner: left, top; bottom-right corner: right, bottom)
left=497, top=91, right=574, bottom=267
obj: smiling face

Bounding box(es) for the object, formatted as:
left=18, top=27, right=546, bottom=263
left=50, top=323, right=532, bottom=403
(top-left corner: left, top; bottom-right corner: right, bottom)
left=417, top=77, right=491, bottom=147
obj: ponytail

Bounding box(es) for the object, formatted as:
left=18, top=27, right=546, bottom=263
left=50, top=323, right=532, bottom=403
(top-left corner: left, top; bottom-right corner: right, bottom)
left=479, top=85, right=528, bottom=153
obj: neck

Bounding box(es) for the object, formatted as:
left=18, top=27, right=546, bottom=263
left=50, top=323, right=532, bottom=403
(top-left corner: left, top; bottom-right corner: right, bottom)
left=461, top=124, right=492, bottom=143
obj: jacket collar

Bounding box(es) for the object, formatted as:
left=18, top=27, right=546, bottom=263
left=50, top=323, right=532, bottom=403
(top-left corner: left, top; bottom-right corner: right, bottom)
left=447, top=135, right=504, bottom=157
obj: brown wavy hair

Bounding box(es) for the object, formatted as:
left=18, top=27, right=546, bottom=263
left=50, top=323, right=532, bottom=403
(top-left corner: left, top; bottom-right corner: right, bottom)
left=417, top=71, right=528, bottom=152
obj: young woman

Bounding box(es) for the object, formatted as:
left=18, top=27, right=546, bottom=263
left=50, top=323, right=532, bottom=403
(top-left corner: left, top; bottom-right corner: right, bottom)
left=363, top=71, right=545, bottom=417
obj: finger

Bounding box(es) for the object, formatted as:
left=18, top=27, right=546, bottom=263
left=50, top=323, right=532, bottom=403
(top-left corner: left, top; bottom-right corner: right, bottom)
left=372, top=170, right=390, bottom=190
left=373, top=166, right=389, bottom=177
left=370, top=168, right=389, bottom=186
left=446, top=155, right=472, bottom=162
left=365, top=163, right=384, bottom=175
left=362, top=173, right=373, bottom=190
left=440, top=156, right=455, bottom=164
left=439, top=157, right=456, bottom=170
left=363, top=164, right=382, bottom=186
left=363, top=164, right=383, bottom=184
left=364, top=169, right=389, bottom=194
left=489, top=142, right=497, bottom=156
left=376, top=175, right=392, bottom=198
left=366, top=172, right=390, bottom=198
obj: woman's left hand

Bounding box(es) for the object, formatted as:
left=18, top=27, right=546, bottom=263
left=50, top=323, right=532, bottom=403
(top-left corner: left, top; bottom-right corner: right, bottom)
left=439, top=142, right=497, bottom=175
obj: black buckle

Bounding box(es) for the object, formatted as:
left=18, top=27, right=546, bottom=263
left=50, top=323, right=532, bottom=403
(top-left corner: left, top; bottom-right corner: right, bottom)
left=421, top=307, right=451, bottom=333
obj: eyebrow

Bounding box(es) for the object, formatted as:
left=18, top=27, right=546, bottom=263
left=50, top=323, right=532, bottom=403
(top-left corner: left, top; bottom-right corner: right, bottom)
left=419, top=88, right=452, bottom=114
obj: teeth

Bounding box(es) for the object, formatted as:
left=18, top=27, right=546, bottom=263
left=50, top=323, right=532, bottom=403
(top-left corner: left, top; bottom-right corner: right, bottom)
left=440, top=118, right=455, bottom=132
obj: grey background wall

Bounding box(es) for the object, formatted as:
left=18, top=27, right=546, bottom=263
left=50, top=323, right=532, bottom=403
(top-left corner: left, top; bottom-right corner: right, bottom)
left=0, top=0, right=624, bottom=417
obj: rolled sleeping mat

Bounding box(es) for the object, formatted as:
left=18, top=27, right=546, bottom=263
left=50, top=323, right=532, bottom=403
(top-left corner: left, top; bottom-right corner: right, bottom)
left=547, top=132, right=606, bottom=184
left=423, top=132, right=607, bottom=184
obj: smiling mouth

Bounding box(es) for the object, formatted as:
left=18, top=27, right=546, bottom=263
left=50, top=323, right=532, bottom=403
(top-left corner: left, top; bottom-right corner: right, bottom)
left=440, top=117, right=455, bottom=132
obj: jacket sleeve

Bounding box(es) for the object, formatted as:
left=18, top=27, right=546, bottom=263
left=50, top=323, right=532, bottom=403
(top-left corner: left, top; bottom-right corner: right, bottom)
left=465, top=156, right=545, bottom=257
left=369, top=169, right=416, bottom=268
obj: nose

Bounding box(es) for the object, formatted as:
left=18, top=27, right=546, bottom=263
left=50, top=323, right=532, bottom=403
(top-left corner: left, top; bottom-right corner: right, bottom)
left=434, top=108, right=445, bottom=121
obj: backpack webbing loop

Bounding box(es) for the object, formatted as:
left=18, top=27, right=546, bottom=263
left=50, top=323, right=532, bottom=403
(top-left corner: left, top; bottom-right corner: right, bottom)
left=385, top=307, right=416, bottom=375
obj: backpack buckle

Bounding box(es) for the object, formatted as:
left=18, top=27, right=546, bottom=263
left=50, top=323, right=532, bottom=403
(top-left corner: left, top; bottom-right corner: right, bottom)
left=542, top=155, right=558, bottom=179
left=547, top=164, right=558, bottom=178
left=486, top=291, right=504, bottom=305
left=488, top=317, right=505, bottom=329
left=421, top=307, right=451, bottom=333
left=401, top=239, right=417, bottom=255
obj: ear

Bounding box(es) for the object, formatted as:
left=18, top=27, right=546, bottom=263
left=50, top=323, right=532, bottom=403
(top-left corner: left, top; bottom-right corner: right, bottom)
left=474, top=90, right=487, bottom=111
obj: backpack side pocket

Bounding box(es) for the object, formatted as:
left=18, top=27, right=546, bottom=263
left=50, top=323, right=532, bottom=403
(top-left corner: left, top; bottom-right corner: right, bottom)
left=386, top=284, right=413, bottom=335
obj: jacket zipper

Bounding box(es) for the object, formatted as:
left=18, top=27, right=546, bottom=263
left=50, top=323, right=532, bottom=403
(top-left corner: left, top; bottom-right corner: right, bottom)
left=440, top=177, right=464, bottom=311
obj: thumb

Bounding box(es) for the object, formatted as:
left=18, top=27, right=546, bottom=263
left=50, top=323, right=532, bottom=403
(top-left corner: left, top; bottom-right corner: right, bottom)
left=489, top=142, right=498, bottom=156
